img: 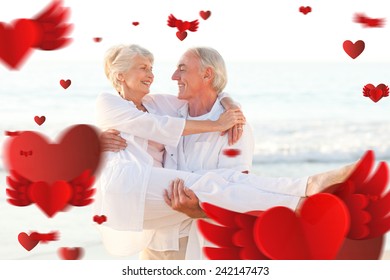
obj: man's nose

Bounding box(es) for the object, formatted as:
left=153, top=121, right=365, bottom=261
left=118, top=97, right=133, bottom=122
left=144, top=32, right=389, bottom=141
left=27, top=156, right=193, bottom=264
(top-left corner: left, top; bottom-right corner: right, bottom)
left=171, top=69, right=179, bottom=80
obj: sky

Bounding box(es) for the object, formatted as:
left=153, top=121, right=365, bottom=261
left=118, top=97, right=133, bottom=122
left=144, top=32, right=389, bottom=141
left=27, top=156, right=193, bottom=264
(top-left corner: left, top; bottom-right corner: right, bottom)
left=0, top=0, right=389, bottom=64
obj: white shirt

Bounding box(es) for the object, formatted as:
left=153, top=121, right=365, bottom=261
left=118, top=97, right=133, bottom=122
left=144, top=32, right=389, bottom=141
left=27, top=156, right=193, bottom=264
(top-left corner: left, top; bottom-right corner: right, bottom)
left=148, top=98, right=256, bottom=258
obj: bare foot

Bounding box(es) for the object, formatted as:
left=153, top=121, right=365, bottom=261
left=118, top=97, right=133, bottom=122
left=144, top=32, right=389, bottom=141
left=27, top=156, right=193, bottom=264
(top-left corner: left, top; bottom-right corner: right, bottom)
left=305, top=162, right=358, bottom=196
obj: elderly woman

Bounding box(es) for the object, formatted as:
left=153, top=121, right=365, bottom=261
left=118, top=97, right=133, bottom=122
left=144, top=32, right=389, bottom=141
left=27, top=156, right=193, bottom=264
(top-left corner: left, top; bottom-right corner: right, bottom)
left=94, top=44, right=356, bottom=258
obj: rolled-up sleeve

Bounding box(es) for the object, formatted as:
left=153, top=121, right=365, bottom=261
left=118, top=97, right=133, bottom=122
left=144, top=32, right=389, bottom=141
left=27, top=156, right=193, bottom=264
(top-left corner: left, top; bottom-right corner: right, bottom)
left=96, top=93, right=186, bottom=147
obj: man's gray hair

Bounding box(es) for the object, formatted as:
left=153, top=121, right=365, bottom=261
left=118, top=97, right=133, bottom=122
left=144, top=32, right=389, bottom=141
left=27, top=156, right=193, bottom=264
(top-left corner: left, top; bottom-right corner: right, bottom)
left=187, top=47, right=227, bottom=93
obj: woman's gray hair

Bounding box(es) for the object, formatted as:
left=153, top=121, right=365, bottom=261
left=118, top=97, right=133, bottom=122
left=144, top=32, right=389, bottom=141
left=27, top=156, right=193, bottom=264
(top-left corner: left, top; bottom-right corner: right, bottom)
left=187, top=47, right=227, bottom=93
left=104, top=44, right=154, bottom=92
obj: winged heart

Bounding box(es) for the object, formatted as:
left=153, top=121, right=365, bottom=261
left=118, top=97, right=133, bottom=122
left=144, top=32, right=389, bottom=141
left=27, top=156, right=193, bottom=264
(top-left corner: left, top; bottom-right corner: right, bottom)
left=198, top=150, right=390, bottom=260
left=0, top=0, right=73, bottom=69
left=323, top=150, right=390, bottom=259
left=167, top=14, right=199, bottom=41
left=4, top=124, right=101, bottom=217
left=363, top=84, right=389, bottom=103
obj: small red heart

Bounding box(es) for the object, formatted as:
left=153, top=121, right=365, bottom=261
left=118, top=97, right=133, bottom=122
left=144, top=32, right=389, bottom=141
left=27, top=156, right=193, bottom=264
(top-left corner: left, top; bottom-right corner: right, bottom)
left=0, top=19, right=42, bottom=69
left=176, top=31, right=188, bottom=41
left=34, top=116, right=46, bottom=126
left=58, top=247, right=84, bottom=260
left=93, top=215, right=107, bottom=225
left=18, top=232, right=39, bottom=251
left=299, top=6, right=312, bottom=15
left=29, top=181, right=72, bottom=217
left=60, top=79, right=71, bottom=89
left=93, top=37, right=102, bottom=43
left=254, top=193, right=350, bottom=259
left=132, top=22, right=139, bottom=26
left=222, top=149, right=241, bottom=157
left=343, top=40, right=365, bottom=59
left=200, top=11, right=211, bottom=20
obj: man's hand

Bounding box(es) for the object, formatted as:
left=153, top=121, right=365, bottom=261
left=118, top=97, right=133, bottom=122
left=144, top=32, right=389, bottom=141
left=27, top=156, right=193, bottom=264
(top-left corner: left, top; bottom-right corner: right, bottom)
left=100, top=129, right=127, bottom=152
left=163, top=178, right=207, bottom=219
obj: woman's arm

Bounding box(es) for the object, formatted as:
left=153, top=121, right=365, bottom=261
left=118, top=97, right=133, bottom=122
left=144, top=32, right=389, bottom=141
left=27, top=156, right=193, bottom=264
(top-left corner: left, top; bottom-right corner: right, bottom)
left=97, top=93, right=245, bottom=148
left=219, top=93, right=245, bottom=145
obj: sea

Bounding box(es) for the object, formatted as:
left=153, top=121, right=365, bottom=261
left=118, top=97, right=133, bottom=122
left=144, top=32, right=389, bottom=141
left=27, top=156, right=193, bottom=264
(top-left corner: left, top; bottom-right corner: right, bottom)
left=0, top=58, right=389, bottom=259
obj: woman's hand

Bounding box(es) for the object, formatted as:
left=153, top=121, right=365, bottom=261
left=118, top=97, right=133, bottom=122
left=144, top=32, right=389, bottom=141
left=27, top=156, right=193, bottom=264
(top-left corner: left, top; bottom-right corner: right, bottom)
left=216, top=108, right=246, bottom=133
left=220, top=104, right=245, bottom=145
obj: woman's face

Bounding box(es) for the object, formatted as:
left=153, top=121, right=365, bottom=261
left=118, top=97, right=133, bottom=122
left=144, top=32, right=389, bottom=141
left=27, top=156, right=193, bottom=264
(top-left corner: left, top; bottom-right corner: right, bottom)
left=120, top=55, right=154, bottom=99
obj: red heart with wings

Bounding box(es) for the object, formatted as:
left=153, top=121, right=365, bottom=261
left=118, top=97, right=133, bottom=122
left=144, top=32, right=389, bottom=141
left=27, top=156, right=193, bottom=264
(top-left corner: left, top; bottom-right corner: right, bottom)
left=363, top=84, right=389, bottom=102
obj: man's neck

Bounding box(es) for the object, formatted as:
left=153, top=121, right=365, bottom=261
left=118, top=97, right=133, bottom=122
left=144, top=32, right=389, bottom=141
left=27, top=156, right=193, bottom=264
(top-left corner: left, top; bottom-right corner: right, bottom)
left=187, top=92, right=218, bottom=117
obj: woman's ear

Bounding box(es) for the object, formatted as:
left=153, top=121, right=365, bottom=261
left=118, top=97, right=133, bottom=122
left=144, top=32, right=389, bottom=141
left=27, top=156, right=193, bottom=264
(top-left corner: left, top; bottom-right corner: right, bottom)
left=117, top=73, right=124, bottom=82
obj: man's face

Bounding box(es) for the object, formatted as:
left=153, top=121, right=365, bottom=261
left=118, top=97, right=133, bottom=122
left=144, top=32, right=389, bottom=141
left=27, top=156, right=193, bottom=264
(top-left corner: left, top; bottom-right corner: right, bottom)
left=171, top=51, right=205, bottom=101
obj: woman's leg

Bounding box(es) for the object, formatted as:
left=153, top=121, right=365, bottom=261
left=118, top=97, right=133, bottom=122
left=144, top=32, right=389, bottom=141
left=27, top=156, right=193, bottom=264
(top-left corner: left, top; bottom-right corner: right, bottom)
left=144, top=167, right=303, bottom=225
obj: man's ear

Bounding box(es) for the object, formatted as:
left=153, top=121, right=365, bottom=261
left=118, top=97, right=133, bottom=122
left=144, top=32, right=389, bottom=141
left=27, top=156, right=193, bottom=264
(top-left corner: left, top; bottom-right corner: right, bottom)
left=203, top=67, right=214, bottom=81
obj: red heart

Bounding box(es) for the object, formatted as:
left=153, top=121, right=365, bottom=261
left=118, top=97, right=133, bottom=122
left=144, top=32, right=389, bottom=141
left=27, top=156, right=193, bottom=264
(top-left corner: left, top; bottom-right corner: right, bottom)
left=132, top=22, right=139, bottom=26
left=222, top=149, right=241, bottom=157
left=254, top=193, right=350, bottom=259
left=4, top=124, right=101, bottom=184
left=18, top=232, right=39, bottom=251
left=0, top=19, right=41, bottom=69
left=60, top=79, right=71, bottom=89
left=29, top=181, right=72, bottom=217
left=176, top=31, right=188, bottom=41
left=93, top=37, right=102, bottom=43
left=343, top=40, right=365, bottom=59
left=299, top=6, right=312, bottom=15
left=93, top=215, right=107, bottom=225
left=176, top=20, right=191, bottom=32
left=58, top=247, right=84, bottom=260
left=364, top=83, right=388, bottom=103
left=200, top=11, right=211, bottom=20
left=34, top=116, right=46, bottom=126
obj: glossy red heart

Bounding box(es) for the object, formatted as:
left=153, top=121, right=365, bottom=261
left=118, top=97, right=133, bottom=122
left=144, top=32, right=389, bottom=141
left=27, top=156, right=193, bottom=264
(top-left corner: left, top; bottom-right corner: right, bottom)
left=34, top=116, right=46, bottom=126
left=254, top=193, right=350, bottom=259
left=18, top=232, right=39, bottom=251
left=0, top=19, right=41, bottom=69
left=364, top=84, right=388, bottom=102
left=60, top=79, right=71, bottom=89
left=200, top=11, right=211, bottom=20
left=343, top=40, right=365, bottom=59
left=3, top=124, right=101, bottom=184
left=132, top=22, right=139, bottom=26
left=93, top=37, right=102, bottom=43
left=58, top=247, right=84, bottom=260
left=299, top=6, right=312, bottom=15
left=29, top=181, right=72, bottom=217
left=93, top=215, right=107, bottom=225
left=176, top=31, right=187, bottom=41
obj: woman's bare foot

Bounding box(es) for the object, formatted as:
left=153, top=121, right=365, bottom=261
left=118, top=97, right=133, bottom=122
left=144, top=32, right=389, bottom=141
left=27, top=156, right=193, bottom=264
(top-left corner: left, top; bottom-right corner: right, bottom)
left=305, top=162, right=358, bottom=196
